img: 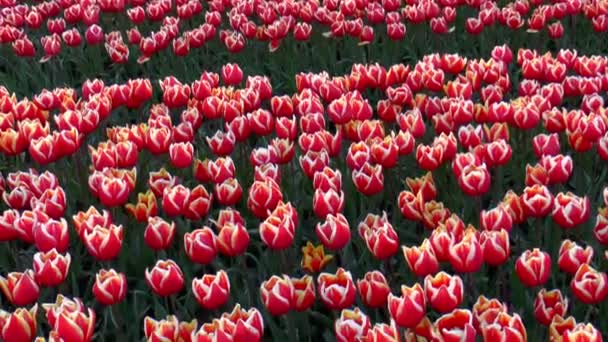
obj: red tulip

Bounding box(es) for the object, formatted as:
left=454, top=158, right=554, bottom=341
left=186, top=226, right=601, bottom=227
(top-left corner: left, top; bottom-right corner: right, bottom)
left=82, top=224, right=123, bottom=261
left=145, top=259, right=184, bottom=297
left=247, top=178, right=283, bottom=219
left=192, top=270, right=230, bottom=310
left=424, top=272, right=463, bottom=313
left=317, top=268, right=356, bottom=310
left=33, top=249, right=70, bottom=287
left=533, top=288, right=568, bottom=326
left=552, top=192, right=590, bottom=229
left=357, top=271, right=390, bottom=309
left=184, top=227, right=217, bottom=265
left=402, top=239, right=440, bottom=277
left=315, top=213, right=351, bottom=250
left=434, top=309, right=476, bottom=341
left=0, top=305, right=38, bottom=342
left=558, top=239, right=594, bottom=275
left=571, top=263, right=608, bottom=304
left=480, top=312, right=527, bottom=342
left=222, top=63, right=243, bottom=86
left=0, top=270, right=39, bottom=306
left=358, top=212, right=399, bottom=259
left=260, top=274, right=295, bottom=316
left=42, top=295, right=95, bottom=342
left=259, top=209, right=296, bottom=250
left=352, top=162, right=384, bottom=196
left=563, top=323, right=603, bottom=342
left=169, top=142, right=194, bottom=169
left=334, top=307, right=371, bottom=342
left=448, top=228, right=483, bottom=273
left=480, top=206, right=513, bottom=232
left=458, top=163, right=491, bottom=196
left=92, top=269, right=127, bottom=306
left=521, top=184, right=554, bottom=217
left=515, top=248, right=552, bottom=287
left=541, top=154, right=573, bottom=184
left=388, top=283, right=426, bottom=328
left=34, top=218, right=69, bottom=253
left=284, top=276, right=313, bottom=315
left=480, top=229, right=511, bottom=266
left=144, top=217, right=176, bottom=251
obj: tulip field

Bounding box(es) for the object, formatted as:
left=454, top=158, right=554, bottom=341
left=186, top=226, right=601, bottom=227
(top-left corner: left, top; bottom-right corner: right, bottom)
left=3, top=0, right=608, bottom=342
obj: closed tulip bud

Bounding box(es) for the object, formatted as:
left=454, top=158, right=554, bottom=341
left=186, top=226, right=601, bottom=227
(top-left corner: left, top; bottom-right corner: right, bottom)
left=301, top=242, right=333, bottom=273
left=435, top=309, right=476, bottom=342
left=313, top=189, right=345, bottom=219
left=570, top=263, right=608, bottom=304
left=335, top=307, right=371, bottom=342
left=206, top=130, right=235, bottom=156
left=313, top=167, right=342, bottom=192
left=92, top=269, right=127, bottom=306
left=402, top=239, right=440, bottom=277
left=247, top=178, right=283, bottom=219
left=222, top=63, right=243, bottom=86
left=98, top=176, right=132, bottom=207
left=424, top=272, right=463, bottom=313
left=458, top=163, right=491, bottom=196
left=416, top=144, right=444, bottom=171
left=552, top=192, right=590, bottom=229
left=162, top=185, right=190, bottom=217
left=541, top=154, right=573, bottom=184
left=83, top=224, right=123, bottom=261
left=357, top=271, right=390, bottom=309
left=515, top=248, right=552, bottom=287
left=145, top=259, right=184, bottom=297
left=522, top=184, right=554, bottom=217
left=0, top=209, right=18, bottom=242
left=259, top=274, right=295, bottom=316
left=533, top=289, right=568, bottom=326
left=480, top=229, right=511, bottom=266
left=214, top=178, right=243, bottom=206
left=34, top=218, right=69, bottom=253
left=32, top=249, right=70, bottom=287
left=168, top=142, right=194, bottom=169
left=0, top=270, right=39, bottom=306
left=0, top=304, right=38, bottom=342
left=144, top=217, right=176, bottom=251
left=317, top=268, right=356, bottom=310
left=3, top=185, right=34, bottom=210
left=388, top=283, right=426, bottom=328
left=563, top=323, right=603, bottom=342
left=184, top=227, right=217, bottom=264
left=315, top=213, right=351, bottom=250
left=448, top=228, right=483, bottom=273
left=192, top=270, right=230, bottom=310
left=217, top=222, right=249, bottom=256
left=480, top=312, right=527, bottom=342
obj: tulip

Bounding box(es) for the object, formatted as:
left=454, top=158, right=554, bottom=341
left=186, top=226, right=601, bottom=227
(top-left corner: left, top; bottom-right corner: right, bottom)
left=405, top=172, right=437, bottom=202
left=335, top=307, right=371, bottom=342
left=352, top=163, right=384, bottom=196
left=358, top=213, right=399, bottom=259
left=145, top=259, right=184, bottom=297
left=435, top=309, right=476, bottom=341
left=291, top=275, right=316, bottom=312
left=92, top=269, right=127, bottom=306
left=144, top=315, right=196, bottom=342
left=0, top=270, right=39, bottom=306
left=448, top=228, right=483, bottom=273
left=571, top=263, right=608, bottom=304
left=301, top=242, right=333, bottom=273
left=184, top=227, right=217, bottom=265
left=563, top=323, right=603, bottom=342
left=217, top=222, right=250, bottom=256
left=34, top=218, right=69, bottom=253
left=260, top=275, right=295, bottom=316
left=125, top=191, right=158, bottom=223
left=388, top=283, right=426, bottom=328
left=214, top=178, right=243, bottom=206
left=533, top=289, right=568, bottom=326
left=424, top=272, right=464, bottom=313
left=315, top=213, right=351, bottom=250
left=521, top=184, right=554, bottom=217
left=458, top=163, right=491, bottom=196
left=0, top=305, right=38, bottom=342
left=552, top=192, right=590, bottom=229
left=32, top=249, right=71, bottom=288
left=144, top=217, right=176, bottom=251
left=480, top=206, right=513, bottom=232
left=357, top=271, right=391, bottom=309
left=247, top=178, right=283, bottom=219
left=480, top=229, right=511, bottom=266
left=402, top=239, right=440, bottom=277
left=558, top=239, right=594, bottom=275
left=192, top=270, right=230, bottom=310
left=515, top=248, right=552, bottom=287
left=82, top=224, right=123, bottom=261
left=317, top=268, right=357, bottom=310
left=43, top=295, right=95, bottom=342
left=169, top=142, right=194, bottom=169
left=480, top=312, right=527, bottom=342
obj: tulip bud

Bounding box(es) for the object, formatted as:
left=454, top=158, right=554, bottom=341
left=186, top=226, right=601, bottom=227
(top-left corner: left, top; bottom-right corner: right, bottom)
left=92, top=269, right=127, bottom=306
left=515, top=248, right=552, bottom=287
left=0, top=270, right=39, bottom=306
left=145, top=259, right=184, bottom=297
left=260, top=274, right=295, bottom=316
left=0, top=305, right=38, bottom=342
left=334, top=307, right=371, bottom=342
left=317, top=268, right=356, bottom=310
left=358, top=212, right=399, bottom=259
left=533, top=288, right=568, bottom=326
left=144, top=217, right=176, bottom=251
left=184, top=227, right=217, bottom=264
left=192, top=270, right=230, bottom=310
left=552, top=192, right=590, bottom=229
left=357, top=271, right=390, bottom=309
left=402, top=239, right=440, bottom=277
left=388, top=283, right=426, bottom=328
left=315, top=213, right=351, bottom=250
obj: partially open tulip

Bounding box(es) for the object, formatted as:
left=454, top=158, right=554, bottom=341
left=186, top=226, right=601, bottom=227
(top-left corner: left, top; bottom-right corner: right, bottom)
left=424, top=272, right=464, bottom=313
left=291, top=275, right=316, bottom=312
left=515, top=248, right=552, bottom=287
left=145, top=259, right=184, bottom=297
left=334, top=307, right=371, bottom=342
left=260, top=275, right=295, bottom=316
left=435, top=309, right=476, bottom=342
left=184, top=227, right=217, bottom=264
left=192, top=270, right=230, bottom=310
left=301, top=242, right=333, bottom=273
left=388, top=283, right=426, bottom=328
left=570, top=263, right=608, bottom=304
left=43, top=295, right=95, bottom=342
left=533, top=289, right=568, bottom=326
left=552, top=192, right=590, bottom=229
left=558, top=240, right=594, bottom=275
left=357, top=271, right=390, bottom=309
left=402, top=239, right=440, bottom=277
left=317, top=268, right=356, bottom=310
left=0, top=270, right=39, bottom=306
left=0, top=305, right=38, bottom=342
